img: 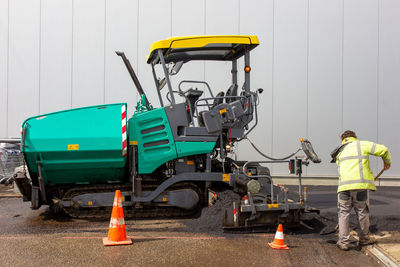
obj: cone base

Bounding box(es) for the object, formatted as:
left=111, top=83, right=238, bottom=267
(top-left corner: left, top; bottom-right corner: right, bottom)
left=268, top=242, right=289, bottom=250
left=103, top=237, right=133, bottom=246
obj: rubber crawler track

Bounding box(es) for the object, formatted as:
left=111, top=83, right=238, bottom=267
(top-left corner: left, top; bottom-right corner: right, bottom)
left=62, top=182, right=204, bottom=219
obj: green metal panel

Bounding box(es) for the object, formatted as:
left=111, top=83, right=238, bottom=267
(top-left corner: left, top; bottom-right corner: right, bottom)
left=22, top=103, right=128, bottom=185
left=175, top=141, right=216, bottom=158
left=128, top=107, right=177, bottom=174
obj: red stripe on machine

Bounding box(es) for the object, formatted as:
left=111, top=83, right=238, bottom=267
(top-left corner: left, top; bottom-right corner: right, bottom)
left=123, top=139, right=127, bottom=150
left=121, top=105, right=127, bottom=157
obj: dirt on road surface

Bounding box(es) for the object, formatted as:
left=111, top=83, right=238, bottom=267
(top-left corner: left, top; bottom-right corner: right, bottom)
left=2, top=185, right=399, bottom=266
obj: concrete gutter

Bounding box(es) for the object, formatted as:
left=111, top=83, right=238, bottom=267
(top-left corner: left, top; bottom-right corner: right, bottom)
left=356, top=232, right=400, bottom=267
left=0, top=185, right=22, bottom=198
left=365, top=245, right=399, bottom=267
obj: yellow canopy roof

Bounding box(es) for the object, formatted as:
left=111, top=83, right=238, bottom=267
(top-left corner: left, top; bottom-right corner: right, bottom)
left=147, top=35, right=259, bottom=64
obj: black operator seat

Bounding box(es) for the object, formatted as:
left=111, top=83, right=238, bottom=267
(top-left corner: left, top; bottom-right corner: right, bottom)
left=225, top=84, right=238, bottom=103
left=213, top=91, right=225, bottom=107
left=184, top=88, right=203, bottom=117
left=198, top=91, right=224, bottom=127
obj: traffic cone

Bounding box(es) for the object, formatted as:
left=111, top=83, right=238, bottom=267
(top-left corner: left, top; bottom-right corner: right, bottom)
left=103, top=190, right=133, bottom=246
left=268, top=224, right=289, bottom=250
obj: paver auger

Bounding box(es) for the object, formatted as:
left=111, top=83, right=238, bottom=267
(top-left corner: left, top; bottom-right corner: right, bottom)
left=15, top=35, right=321, bottom=229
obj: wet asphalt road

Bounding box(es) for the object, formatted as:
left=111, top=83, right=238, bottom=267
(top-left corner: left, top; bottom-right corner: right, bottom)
left=1, top=186, right=398, bottom=266
left=306, top=186, right=400, bottom=216
left=305, top=186, right=400, bottom=233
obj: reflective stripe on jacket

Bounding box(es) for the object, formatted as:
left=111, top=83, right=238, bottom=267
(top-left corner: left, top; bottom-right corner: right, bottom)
left=337, top=137, right=392, bottom=193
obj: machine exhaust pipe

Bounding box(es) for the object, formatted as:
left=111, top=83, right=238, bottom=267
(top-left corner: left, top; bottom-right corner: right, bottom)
left=115, top=51, right=151, bottom=110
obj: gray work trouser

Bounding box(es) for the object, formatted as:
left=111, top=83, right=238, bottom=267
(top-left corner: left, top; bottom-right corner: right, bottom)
left=337, top=190, right=370, bottom=246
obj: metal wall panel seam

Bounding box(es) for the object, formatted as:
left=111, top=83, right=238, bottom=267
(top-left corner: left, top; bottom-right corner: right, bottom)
left=340, top=0, right=344, bottom=134
left=170, top=0, right=172, bottom=36
left=306, top=0, right=309, bottom=139
left=103, top=0, right=107, bottom=104
left=376, top=0, right=380, bottom=145
left=6, top=0, right=10, bottom=136
left=203, top=0, right=206, bottom=88
left=271, top=0, right=275, bottom=164
left=237, top=0, right=240, bottom=35
left=38, top=0, right=41, bottom=114
left=271, top=0, right=275, bottom=173
left=376, top=0, right=381, bottom=172
left=305, top=0, right=309, bottom=176
left=136, top=0, right=140, bottom=91
left=70, top=0, right=74, bottom=108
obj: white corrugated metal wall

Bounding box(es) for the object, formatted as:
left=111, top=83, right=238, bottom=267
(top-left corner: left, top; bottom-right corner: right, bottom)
left=0, top=0, right=399, bottom=178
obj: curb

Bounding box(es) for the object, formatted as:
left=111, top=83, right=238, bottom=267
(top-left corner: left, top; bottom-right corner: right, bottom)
left=0, top=194, right=22, bottom=198
left=0, top=184, right=22, bottom=198
left=365, top=245, right=399, bottom=267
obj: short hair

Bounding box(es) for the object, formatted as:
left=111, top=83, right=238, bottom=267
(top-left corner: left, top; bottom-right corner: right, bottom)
left=341, top=130, right=357, bottom=140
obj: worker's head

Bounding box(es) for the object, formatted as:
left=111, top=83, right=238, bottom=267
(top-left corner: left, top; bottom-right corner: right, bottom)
left=340, top=130, right=357, bottom=141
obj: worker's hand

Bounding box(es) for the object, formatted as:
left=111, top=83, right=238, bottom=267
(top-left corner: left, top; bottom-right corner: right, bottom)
left=384, top=163, right=391, bottom=170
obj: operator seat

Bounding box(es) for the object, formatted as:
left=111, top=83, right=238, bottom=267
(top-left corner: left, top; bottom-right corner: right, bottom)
left=198, top=91, right=224, bottom=126
left=185, top=88, right=203, bottom=119
left=213, top=91, right=225, bottom=107
left=225, top=84, right=238, bottom=103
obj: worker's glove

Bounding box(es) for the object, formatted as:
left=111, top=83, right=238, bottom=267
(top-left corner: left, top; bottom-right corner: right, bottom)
left=384, top=163, right=391, bottom=170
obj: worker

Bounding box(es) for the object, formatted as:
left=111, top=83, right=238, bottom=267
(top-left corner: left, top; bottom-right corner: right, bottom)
left=330, top=130, right=391, bottom=251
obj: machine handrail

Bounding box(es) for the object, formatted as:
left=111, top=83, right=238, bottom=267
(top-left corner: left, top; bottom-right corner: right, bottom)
left=194, top=95, right=248, bottom=123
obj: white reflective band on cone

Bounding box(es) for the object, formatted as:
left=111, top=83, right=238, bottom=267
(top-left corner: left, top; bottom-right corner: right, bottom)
left=275, top=231, right=284, bottom=240
left=110, top=218, right=118, bottom=228
left=118, top=218, right=125, bottom=225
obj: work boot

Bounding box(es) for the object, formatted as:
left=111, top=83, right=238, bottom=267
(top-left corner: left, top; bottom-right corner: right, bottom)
left=336, top=242, right=358, bottom=251
left=336, top=243, right=350, bottom=251
left=359, top=236, right=376, bottom=246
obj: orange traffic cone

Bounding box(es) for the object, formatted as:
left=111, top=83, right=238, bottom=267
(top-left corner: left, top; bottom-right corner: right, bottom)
left=103, top=190, right=133, bottom=246
left=268, top=224, right=289, bottom=250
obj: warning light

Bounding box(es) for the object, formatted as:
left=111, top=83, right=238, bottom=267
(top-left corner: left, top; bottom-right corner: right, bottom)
left=300, top=138, right=304, bottom=142
left=244, top=195, right=249, bottom=205
left=244, top=66, right=251, bottom=73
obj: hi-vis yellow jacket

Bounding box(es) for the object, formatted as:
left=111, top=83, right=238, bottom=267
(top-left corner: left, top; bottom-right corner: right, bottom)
left=336, top=137, right=392, bottom=193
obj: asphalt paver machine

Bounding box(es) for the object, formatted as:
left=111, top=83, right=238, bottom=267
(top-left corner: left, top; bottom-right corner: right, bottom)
left=15, top=35, right=321, bottom=229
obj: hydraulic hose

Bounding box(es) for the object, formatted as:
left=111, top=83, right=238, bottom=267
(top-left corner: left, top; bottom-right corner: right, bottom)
left=244, top=137, right=301, bottom=161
